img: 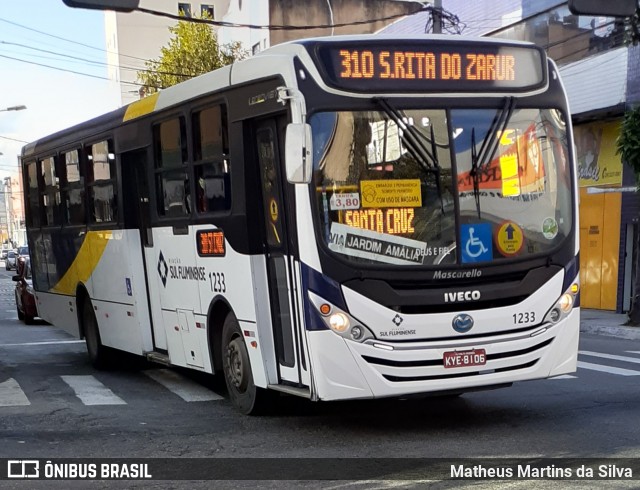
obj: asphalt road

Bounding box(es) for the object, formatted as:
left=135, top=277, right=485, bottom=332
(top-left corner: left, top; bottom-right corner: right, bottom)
left=1, top=267, right=640, bottom=488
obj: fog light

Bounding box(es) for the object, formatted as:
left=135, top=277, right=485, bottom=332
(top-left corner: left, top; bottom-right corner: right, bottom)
left=351, top=325, right=363, bottom=340
left=329, top=312, right=350, bottom=332
left=548, top=307, right=561, bottom=323
left=558, top=293, right=573, bottom=313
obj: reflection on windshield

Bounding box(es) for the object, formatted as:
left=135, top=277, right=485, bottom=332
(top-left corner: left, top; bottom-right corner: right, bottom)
left=312, top=109, right=456, bottom=267
left=310, top=107, right=572, bottom=268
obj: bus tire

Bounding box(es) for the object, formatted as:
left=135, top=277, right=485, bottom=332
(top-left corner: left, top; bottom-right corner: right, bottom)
left=222, top=313, right=274, bottom=415
left=83, top=299, right=109, bottom=369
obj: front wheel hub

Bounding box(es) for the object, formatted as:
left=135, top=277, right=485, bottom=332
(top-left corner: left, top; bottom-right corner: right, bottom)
left=225, top=338, right=248, bottom=392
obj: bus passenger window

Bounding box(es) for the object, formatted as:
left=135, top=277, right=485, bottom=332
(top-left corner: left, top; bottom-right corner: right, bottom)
left=61, top=149, right=85, bottom=225
left=26, top=161, right=41, bottom=228
left=153, top=117, right=191, bottom=217
left=40, top=156, right=61, bottom=227
left=87, top=140, right=117, bottom=223
left=192, top=104, right=230, bottom=213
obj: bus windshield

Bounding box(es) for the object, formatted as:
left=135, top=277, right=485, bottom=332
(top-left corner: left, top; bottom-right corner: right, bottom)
left=310, top=106, right=572, bottom=268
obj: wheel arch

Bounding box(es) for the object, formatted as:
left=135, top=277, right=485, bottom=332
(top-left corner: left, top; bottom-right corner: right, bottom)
left=206, top=295, right=233, bottom=374
left=75, top=283, right=91, bottom=339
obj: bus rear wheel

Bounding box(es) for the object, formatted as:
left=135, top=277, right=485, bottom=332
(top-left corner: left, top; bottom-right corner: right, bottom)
left=83, top=299, right=109, bottom=369
left=221, top=313, right=275, bottom=415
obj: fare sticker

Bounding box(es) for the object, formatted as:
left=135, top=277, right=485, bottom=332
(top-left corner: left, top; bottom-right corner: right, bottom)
left=495, top=221, right=524, bottom=256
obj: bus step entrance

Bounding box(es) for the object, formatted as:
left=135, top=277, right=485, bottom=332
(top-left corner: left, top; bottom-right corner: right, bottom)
left=267, top=384, right=311, bottom=399
left=146, top=351, right=171, bottom=366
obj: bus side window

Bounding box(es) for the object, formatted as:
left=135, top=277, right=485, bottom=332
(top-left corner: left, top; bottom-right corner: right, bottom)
left=192, top=104, right=230, bottom=213
left=61, top=149, right=86, bottom=225
left=87, top=140, right=117, bottom=224
left=153, top=117, right=191, bottom=218
left=26, top=161, right=42, bottom=228
left=40, top=155, right=61, bottom=227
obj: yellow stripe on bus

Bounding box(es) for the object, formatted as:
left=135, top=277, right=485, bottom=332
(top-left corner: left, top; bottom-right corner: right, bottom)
left=123, top=92, right=159, bottom=122
left=51, top=231, right=112, bottom=295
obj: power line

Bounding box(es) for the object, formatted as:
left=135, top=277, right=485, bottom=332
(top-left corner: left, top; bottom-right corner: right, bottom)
left=0, top=40, right=196, bottom=79
left=135, top=4, right=430, bottom=30
left=0, top=53, right=160, bottom=88
left=0, top=16, right=151, bottom=64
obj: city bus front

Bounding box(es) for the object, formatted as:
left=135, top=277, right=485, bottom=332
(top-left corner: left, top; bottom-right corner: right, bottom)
left=291, top=38, right=579, bottom=401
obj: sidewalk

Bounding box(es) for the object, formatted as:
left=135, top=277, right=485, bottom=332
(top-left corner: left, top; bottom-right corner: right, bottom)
left=580, top=308, right=640, bottom=340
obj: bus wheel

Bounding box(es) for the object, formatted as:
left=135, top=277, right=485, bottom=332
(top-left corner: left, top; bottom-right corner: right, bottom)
left=222, top=313, right=274, bottom=415
left=83, top=300, right=109, bottom=369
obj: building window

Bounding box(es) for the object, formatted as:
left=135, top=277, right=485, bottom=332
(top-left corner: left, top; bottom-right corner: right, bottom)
left=252, top=42, right=261, bottom=55
left=87, top=140, right=117, bottom=223
left=154, top=117, right=190, bottom=217
left=178, top=2, right=192, bottom=17
left=192, top=104, right=230, bottom=213
left=201, top=4, right=214, bottom=19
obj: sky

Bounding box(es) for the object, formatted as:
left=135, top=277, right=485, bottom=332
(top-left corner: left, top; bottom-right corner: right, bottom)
left=0, top=0, right=121, bottom=182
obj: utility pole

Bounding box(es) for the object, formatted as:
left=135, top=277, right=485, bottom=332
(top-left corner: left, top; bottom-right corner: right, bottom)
left=4, top=177, right=13, bottom=247
left=433, top=0, right=442, bottom=34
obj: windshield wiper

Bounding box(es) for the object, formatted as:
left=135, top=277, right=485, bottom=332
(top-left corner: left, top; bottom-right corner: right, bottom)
left=373, top=97, right=445, bottom=213
left=469, top=96, right=516, bottom=219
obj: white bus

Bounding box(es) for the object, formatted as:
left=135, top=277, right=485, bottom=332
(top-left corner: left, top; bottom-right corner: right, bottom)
left=22, top=35, right=580, bottom=414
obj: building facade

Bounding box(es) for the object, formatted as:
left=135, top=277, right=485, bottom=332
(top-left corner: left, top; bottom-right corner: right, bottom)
left=106, top=0, right=420, bottom=106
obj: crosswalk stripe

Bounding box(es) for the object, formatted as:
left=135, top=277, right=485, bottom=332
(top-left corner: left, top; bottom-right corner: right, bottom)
left=626, top=351, right=640, bottom=355
left=577, top=361, right=640, bottom=376
left=0, top=378, right=30, bottom=406
left=60, top=375, right=126, bottom=405
left=144, top=369, right=223, bottom=402
left=579, top=350, right=640, bottom=365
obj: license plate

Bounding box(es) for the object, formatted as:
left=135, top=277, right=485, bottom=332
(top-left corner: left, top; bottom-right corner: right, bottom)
left=443, top=349, right=487, bottom=368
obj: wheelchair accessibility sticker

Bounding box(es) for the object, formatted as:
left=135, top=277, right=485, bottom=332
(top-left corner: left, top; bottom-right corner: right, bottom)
left=460, top=223, right=493, bottom=263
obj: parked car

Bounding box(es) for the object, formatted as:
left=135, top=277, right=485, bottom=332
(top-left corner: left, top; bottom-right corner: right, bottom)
left=16, top=245, right=29, bottom=260
left=5, top=250, right=17, bottom=270
left=13, top=257, right=37, bottom=324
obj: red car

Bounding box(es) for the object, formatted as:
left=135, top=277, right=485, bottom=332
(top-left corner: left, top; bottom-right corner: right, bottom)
left=13, top=257, right=38, bottom=324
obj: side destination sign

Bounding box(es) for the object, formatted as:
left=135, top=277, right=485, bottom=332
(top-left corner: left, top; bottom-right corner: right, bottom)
left=329, top=222, right=426, bottom=265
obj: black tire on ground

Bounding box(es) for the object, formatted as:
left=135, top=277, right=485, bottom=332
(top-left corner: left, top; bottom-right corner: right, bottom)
left=221, top=312, right=276, bottom=415
left=82, top=299, right=109, bottom=369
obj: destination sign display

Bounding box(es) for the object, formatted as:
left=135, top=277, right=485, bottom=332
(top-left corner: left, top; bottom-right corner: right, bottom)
left=313, top=41, right=546, bottom=93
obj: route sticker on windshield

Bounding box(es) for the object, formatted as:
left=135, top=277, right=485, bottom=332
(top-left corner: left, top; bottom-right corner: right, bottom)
left=495, top=221, right=524, bottom=256
left=360, top=179, right=422, bottom=208
left=330, top=192, right=361, bottom=211
left=460, top=223, right=493, bottom=263
left=542, top=217, right=558, bottom=240
left=328, top=222, right=426, bottom=265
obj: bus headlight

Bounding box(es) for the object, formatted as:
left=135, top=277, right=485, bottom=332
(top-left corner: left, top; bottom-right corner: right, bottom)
left=329, top=312, right=350, bottom=332
left=543, top=280, right=579, bottom=325
left=308, top=291, right=374, bottom=343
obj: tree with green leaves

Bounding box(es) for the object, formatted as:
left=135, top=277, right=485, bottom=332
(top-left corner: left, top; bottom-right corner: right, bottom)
left=137, top=13, right=247, bottom=93
left=625, top=7, right=640, bottom=45
left=617, top=105, right=640, bottom=324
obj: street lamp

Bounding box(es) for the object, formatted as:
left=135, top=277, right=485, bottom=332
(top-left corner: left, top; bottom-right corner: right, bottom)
left=0, top=105, right=27, bottom=112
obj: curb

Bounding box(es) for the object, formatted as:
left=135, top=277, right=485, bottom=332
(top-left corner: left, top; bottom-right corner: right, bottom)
left=580, top=323, right=640, bottom=341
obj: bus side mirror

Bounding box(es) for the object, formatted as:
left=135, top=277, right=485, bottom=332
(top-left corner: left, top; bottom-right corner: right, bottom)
left=285, top=123, right=312, bottom=184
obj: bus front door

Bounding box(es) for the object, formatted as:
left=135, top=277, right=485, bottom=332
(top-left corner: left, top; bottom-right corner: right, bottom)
left=254, top=119, right=308, bottom=388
